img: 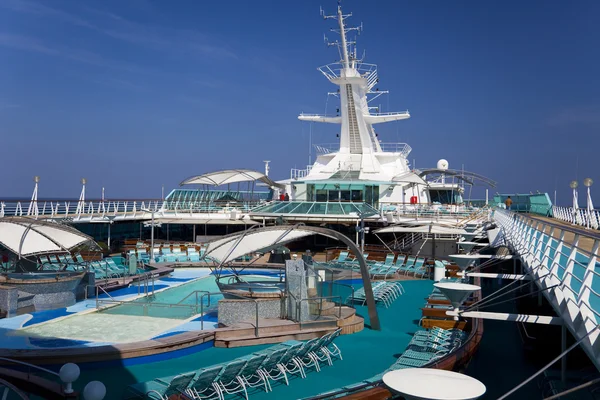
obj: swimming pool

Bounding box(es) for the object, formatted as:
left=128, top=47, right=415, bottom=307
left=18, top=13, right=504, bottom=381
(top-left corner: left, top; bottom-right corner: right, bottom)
left=71, top=280, right=435, bottom=399
left=10, top=269, right=283, bottom=346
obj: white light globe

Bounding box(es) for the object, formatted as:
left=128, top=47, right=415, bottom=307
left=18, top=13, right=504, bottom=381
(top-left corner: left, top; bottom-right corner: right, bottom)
left=570, top=180, right=579, bottom=189
left=59, top=363, right=80, bottom=383
left=584, top=178, right=593, bottom=187
left=83, top=381, right=107, bottom=400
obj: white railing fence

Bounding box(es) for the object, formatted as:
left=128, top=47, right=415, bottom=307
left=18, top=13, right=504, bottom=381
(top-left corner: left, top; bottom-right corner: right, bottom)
left=0, top=199, right=163, bottom=222
left=552, top=206, right=600, bottom=230
left=494, top=209, right=600, bottom=370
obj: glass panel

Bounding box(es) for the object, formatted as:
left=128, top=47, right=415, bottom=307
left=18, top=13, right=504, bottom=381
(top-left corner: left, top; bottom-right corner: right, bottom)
left=307, top=184, right=314, bottom=201
left=340, top=190, right=351, bottom=201
left=341, top=203, right=355, bottom=214
left=327, top=203, right=343, bottom=214
left=310, top=203, right=327, bottom=214
left=328, top=190, right=340, bottom=201
left=351, top=190, right=363, bottom=202
left=373, top=186, right=379, bottom=208
left=291, top=202, right=315, bottom=214
left=316, top=190, right=327, bottom=202
left=365, top=186, right=373, bottom=205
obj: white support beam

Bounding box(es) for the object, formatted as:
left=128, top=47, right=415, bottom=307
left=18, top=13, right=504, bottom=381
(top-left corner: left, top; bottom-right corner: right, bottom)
left=466, top=272, right=531, bottom=281
left=447, top=310, right=563, bottom=325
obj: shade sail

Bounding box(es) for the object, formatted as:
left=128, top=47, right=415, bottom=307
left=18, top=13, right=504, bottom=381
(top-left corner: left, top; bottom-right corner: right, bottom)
left=375, top=224, right=467, bottom=235
left=203, top=226, right=337, bottom=264
left=180, top=169, right=285, bottom=189
left=0, top=218, right=94, bottom=257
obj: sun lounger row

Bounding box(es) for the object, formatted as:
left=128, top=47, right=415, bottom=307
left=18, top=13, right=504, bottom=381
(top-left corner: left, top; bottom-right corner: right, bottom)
left=369, top=255, right=427, bottom=279
left=38, top=254, right=144, bottom=278
left=129, top=247, right=210, bottom=264
left=127, top=330, right=342, bottom=400
left=349, top=281, right=405, bottom=308
left=378, top=327, right=465, bottom=375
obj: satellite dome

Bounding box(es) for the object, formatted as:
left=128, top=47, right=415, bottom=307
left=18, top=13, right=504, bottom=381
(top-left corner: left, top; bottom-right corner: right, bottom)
left=437, top=159, right=449, bottom=171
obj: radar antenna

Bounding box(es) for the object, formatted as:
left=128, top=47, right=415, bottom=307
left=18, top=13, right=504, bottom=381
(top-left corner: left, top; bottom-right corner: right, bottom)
left=320, top=2, right=361, bottom=70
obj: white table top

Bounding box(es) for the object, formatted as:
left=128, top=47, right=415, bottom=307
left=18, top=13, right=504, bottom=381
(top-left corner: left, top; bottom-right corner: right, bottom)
left=382, top=368, right=486, bottom=400
left=434, top=282, right=481, bottom=292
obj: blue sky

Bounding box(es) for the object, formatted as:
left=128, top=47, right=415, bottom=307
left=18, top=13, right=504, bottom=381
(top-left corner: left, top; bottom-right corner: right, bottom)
left=1, top=0, right=599, bottom=204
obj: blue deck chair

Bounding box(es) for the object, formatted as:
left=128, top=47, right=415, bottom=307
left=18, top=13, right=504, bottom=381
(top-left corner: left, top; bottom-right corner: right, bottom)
left=399, top=256, right=416, bottom=273
left=184, top=366, right=223, bottom=400
left=214, top=359, right=249, bottom=400
left=256, top=347, right=290, bottom=389
left=404, top=257, right=425, bottom=275
left=237, top=353, right=270, bottom=393
left=129, top=372, right=196, bottom=400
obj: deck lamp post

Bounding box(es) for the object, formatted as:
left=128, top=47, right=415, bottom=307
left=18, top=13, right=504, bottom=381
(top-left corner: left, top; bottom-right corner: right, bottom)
left=28, top=176, right=40, bottom=218
left=584, top=178, right=594, bottom=229
left=141, top=208, right=159, bottom=264
left=570, top=180, right=579, bottom=225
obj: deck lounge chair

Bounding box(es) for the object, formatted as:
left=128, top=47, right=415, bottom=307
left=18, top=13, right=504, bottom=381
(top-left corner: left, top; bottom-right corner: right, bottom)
left=185, top=366, right=223, bottom=400
left=256, top=347, right=290, bottom=389
left=237, top=353, right=270, bottom=393
left=404, top=257, right=426, bottom=275
left=129, top=372, right=196, bottom=400
left=214, top=359, right=249, bottom=400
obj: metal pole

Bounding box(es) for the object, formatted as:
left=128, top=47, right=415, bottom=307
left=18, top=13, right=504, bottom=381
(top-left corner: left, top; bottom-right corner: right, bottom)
left=561, top=324, right=567, bottom=384
left=360, top=216, right=365, bottom=254
left=150, top=212, right=155, bottom=264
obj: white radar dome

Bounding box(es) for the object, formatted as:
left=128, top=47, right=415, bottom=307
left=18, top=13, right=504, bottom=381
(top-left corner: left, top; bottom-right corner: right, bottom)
left=437, top=159, right=449, bottom=170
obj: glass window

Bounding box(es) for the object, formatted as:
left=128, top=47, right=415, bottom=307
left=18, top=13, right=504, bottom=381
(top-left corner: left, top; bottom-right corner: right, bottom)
left=340, top=190, right=351, bottom=201
left=316, top=190, right=327, bottom=202
left=307, top=184, right=314, bottom=201
left=351, top=190, right=363, bottom=202
left=328, top=190, right=340, bottom=201
left=365, top=186, right=373, bottom=205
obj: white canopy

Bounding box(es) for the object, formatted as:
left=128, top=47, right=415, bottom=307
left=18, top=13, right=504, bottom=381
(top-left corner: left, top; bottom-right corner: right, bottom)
left=203, top=226, right=336, bottom=264
left=0, top=218, right=94, bottom=257
left=180, top=169, right=285, bottom=189
left=375, top=225, right=467, bottom=235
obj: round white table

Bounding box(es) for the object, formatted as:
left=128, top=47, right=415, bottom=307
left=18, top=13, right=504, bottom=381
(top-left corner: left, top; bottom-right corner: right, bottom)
left=382, top=368, right=486, bottom=400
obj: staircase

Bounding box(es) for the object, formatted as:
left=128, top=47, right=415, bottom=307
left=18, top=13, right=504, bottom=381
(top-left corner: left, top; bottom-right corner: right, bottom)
left=345, top=84, right=362, bottom=154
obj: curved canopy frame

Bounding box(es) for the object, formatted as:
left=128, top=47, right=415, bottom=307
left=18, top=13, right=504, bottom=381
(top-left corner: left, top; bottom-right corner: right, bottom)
left=202, top=224, right=381, bottom=330
left=416, top=168, right=497, bottom=188
left=180, top=169, right=285, bottom=189
left=0, top=217, right=94, bottom=258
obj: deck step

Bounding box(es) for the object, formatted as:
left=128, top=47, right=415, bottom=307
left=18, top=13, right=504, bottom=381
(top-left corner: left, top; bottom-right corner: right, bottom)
left=214, top=325, right=338, bottom=348
left=338, top=315, right=364, bottom=335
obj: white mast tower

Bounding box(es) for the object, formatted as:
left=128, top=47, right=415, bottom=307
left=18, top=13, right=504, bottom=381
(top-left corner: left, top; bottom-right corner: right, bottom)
left=299, top=3, right=411, bottom=181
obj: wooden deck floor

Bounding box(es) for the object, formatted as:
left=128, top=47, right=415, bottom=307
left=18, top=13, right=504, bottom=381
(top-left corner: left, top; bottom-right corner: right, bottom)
left=520, top=214, right=599, bottom=254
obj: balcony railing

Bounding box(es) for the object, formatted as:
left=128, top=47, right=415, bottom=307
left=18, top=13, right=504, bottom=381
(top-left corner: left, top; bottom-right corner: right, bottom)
left=313, top=142, right=412, bottom=157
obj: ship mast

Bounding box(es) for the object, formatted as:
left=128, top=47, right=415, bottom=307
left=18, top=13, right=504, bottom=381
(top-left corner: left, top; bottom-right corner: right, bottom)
left=300, top=2, right=411, bottom=175
left=337, top=5, right=350, bottom=71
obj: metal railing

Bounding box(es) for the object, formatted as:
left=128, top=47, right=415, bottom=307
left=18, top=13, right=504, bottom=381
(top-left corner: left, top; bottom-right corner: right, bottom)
left=552, top=205, right=600, bottom=230
left=494, top=209, right=600, bottom=370
left=290, top=166, right=312, bottom=180
left=296, top=295, right=343, bottom=324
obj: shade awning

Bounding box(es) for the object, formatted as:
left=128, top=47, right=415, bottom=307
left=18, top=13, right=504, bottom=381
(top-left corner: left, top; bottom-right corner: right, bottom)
left=180, top=169, right=285, bottom=189
left=203, top=226, right=337, bottom=264
left=0, top=218, right=94, bottom=257
left=375, top=224, right=467, bottom=235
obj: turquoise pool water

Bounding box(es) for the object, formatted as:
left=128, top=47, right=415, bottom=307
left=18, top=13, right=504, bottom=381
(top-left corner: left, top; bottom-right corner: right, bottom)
left=102, top=274, right=283, bottom=319
left=74, top=279, right=434, bottom=399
